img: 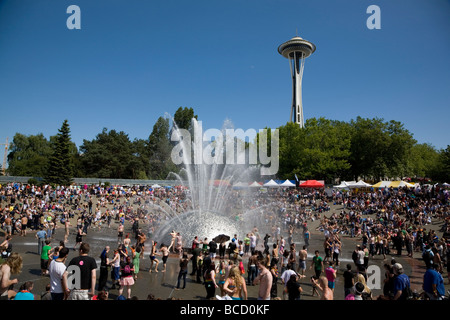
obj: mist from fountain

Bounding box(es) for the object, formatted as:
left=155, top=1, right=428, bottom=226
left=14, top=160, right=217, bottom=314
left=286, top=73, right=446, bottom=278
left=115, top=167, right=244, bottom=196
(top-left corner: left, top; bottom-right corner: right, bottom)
left=149, top=118, right=276, bottom=247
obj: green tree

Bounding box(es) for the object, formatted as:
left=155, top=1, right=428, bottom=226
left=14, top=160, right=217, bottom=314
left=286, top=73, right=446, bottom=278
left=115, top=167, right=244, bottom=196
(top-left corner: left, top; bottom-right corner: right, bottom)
left=148, top=116, right=177, bottom=179
left=173, top=106, right=198, bottom=131
left=7, top=133, right=52, bottom=176
left=407, top=143, right=440, bottom=179
left=274, top=118, right=351, bottom=182
left=435, top=145, right=450, bottom=182
left=79, top=128, right=138, bottom=179
left=302, top=118, right=352, bottom=182
left=348, top=117, right=415, bottom=181
left=45, top=120, right=74, bottom=185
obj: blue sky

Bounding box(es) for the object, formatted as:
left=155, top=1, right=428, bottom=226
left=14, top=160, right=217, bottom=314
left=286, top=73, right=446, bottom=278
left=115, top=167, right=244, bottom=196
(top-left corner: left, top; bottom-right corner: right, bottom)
left=0, top=0, right=449, bottom=158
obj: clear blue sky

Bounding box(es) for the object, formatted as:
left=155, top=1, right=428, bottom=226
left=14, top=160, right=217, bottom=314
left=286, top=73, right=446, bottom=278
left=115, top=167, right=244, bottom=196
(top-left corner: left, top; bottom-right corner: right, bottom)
left=0, top=0, right=449, bottom=157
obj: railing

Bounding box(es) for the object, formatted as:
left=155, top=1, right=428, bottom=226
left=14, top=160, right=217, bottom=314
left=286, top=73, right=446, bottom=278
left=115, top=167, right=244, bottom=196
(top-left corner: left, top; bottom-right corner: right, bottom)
left=0, top=176, right=185, bottom=186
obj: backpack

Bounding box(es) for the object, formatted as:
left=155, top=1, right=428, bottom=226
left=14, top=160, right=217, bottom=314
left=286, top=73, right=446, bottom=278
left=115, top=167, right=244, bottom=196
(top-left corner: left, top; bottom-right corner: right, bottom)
left=124, top=264, right=131, bottom=274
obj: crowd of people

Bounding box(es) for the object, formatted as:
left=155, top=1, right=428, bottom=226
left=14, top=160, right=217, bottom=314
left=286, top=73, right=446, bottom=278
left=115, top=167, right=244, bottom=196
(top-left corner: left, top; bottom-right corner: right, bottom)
left=0, top=181, right=449, bottom=300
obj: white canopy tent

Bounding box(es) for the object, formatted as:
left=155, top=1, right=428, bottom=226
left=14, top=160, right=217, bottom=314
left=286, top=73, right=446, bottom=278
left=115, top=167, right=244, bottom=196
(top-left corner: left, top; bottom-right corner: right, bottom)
left=151, top=184, right=162, bottom=189
left=350, top=180, right=372, bottom=188
left=333, top=181, right=354, bottom=189
left=249, top=181, right=262, bottom=188
left=280, top=179, right=296, bottom=187
left=263, top=179, right=280, bottom=187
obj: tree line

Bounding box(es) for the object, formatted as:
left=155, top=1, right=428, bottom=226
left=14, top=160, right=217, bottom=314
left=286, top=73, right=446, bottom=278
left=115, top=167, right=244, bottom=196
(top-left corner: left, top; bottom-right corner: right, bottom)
left=3, top=107, right=449, bottom=185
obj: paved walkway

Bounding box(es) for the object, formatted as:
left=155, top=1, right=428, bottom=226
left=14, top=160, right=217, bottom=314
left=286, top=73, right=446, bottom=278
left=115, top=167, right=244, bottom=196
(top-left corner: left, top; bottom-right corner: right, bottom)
left=2, top=201, right=448, bottom=300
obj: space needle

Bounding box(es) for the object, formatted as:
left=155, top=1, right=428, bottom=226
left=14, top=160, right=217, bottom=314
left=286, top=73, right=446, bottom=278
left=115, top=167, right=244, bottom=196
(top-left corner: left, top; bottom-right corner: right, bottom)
left=278, top=35, right=316, bottom=128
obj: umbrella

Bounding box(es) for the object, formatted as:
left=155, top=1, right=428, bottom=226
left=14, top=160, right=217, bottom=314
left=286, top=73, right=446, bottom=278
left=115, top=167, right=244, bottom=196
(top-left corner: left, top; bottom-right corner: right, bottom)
left=213, top=234, right=230, bottom=243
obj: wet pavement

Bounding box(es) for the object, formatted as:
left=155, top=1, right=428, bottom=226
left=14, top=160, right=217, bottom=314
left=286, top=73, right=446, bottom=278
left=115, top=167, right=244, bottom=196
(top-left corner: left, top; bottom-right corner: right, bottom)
left=3, top=201, right=449, bottom=300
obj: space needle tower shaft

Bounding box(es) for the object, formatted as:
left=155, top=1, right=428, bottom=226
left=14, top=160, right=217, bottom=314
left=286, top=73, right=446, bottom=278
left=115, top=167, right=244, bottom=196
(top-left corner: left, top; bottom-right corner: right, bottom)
left=278, top=36, right=316, bottom=128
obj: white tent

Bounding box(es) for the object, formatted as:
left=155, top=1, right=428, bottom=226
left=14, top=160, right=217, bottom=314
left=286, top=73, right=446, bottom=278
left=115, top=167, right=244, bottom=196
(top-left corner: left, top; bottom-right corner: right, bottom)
left=232, top=182, right=249, bottom=189
left=443, top=182, right=450, bottom=187
left=280, top=179, right=296, bottom=187
left=349, top=180, right=372, bottom=188
left=333, top=181, right=353, bottom=189
left=151, top=184, right=162, bottom=189
left=263, top=179, right=280, bottom=187
left=249, top=181, right=262, bottom=188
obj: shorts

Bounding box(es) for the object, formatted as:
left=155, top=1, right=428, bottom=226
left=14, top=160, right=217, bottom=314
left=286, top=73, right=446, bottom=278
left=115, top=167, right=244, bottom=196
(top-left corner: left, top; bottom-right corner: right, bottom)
left=298, top=259, right=306, bottom=270
left=210, top=252, right=216, bottom=259
left=41, top=259, right=49, bottom=269
left=328, top=281, right=335, bottom=289
left=118, top=232, right=123, bottom=237
left=5, top=225, right=11, bottom=233
left=150, top=255, right=156, bottom=260
left=69, top=289, right=89, bottom=300
left=162, top=256, right=168, bottom=264
left=120, top=276, right=135, bottom=286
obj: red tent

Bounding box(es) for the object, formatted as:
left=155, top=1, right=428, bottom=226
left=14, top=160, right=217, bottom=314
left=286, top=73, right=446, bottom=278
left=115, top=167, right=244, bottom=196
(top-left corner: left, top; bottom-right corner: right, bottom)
left=299, top=180, right=324, bottom=188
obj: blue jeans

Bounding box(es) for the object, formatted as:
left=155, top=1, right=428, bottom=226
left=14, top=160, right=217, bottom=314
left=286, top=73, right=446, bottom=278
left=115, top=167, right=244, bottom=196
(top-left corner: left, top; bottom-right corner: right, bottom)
left=177, top=270, right=187, bottom=289
left=248, top=266, right=257, bottom=285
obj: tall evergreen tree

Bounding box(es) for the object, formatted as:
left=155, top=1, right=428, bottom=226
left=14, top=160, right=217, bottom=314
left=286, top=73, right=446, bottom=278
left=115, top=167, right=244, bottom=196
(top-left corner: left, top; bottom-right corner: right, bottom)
left=45, top=120, right=73, bottom=185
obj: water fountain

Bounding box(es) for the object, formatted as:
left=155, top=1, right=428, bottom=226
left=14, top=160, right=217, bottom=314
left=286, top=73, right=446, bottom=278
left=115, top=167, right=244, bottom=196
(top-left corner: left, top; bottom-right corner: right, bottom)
left=150, top=118, right=277, bottom=248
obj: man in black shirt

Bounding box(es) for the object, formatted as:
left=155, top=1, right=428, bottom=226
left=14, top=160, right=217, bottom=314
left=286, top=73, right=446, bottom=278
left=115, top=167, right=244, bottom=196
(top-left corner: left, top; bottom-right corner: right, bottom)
left=208, top=239, right=217, bottom=261
left=68, top=242, right=98, bottom=300
left=343, top=263, right=355, bottom=298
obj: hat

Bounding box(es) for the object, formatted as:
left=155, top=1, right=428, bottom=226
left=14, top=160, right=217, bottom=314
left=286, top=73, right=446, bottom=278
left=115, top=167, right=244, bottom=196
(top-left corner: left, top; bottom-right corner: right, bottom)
left=393, top=263, right=403, bottom=272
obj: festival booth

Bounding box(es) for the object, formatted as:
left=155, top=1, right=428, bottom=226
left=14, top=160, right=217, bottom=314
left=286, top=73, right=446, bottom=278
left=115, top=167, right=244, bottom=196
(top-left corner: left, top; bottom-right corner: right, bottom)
left=351, top=180, right=372, bottom=188
left=333, top=181, right=355, bottom=189
left=208, top=180, right=231, bottom=187
left=299, top=180, right=325, bottom=188
left=279, top=179, right=296, bottom=188
left=248, top=181, right=263, bottom=188
left=263, top=179, right=280, bottom=188
left=232, top=182, right=249, bottom=190
left=372, top=181, right=415, bottom=189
